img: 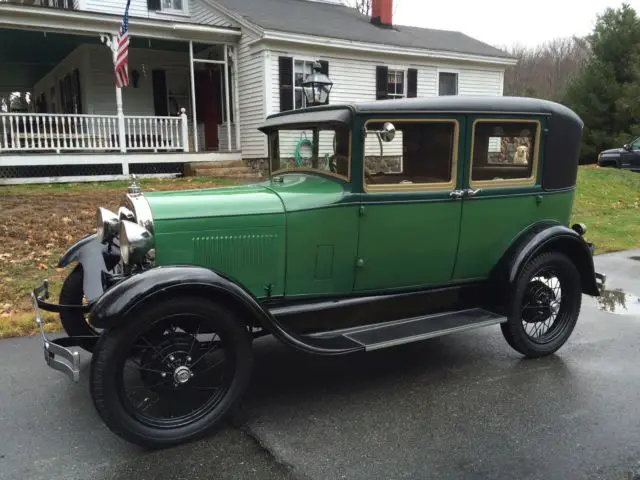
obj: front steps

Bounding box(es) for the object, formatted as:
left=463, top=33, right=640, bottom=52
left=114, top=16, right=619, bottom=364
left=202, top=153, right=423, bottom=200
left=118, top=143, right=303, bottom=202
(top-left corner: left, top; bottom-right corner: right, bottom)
left=185, top=160, right=263, bottom=181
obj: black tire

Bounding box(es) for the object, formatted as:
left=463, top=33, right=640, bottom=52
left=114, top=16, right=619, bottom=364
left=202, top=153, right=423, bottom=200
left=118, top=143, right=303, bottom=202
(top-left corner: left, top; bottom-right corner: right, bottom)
left=501, top=252, right=582, bottom=358
left=89, top=296, right=253, bottom=449
left=59, top=264, right=99, bottom=347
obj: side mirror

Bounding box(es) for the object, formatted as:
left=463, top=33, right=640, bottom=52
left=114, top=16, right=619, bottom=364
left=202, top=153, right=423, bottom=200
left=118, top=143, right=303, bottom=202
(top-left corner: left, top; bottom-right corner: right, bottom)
left=623, top=144, right=631, bottom=151
left=379, top=122, right=396, bottom=142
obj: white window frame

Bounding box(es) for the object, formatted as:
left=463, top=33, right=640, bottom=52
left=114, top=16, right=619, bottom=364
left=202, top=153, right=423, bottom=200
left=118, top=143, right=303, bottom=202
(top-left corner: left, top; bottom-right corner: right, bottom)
left=159, top=0, right=188, bottom=15
left=437, top=68, right=459, bottom=96
left=383, top=65, right=407, bottom=100
left=292, top=56, right=322, bottom=110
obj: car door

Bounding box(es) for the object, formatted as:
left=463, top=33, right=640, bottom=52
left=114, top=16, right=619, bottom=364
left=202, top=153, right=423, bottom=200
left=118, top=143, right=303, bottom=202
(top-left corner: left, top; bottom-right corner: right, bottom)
left=620, top=137, right=640, bottom=169
left=452, top=116, right=572, bottom=280
left=353, top=115, right=466, bottom=293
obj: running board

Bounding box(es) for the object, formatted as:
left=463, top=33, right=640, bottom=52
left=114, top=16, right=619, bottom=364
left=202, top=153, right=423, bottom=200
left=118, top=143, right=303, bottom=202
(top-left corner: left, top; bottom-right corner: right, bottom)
left=304, top=308, right=506, bottom=352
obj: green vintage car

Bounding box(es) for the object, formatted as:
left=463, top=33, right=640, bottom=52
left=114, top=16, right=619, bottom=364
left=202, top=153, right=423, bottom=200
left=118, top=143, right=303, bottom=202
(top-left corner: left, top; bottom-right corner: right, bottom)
left=32, top=96, right=606, bottom=449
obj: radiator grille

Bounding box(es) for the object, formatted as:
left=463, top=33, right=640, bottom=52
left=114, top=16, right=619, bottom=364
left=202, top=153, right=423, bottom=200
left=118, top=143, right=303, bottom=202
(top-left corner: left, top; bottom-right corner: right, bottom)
left=192, top=233, right=279, bottom=275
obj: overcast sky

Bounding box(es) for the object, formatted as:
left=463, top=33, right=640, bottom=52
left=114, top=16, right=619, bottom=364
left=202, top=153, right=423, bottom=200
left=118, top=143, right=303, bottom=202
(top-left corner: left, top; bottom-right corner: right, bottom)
left=392, top=0, right=640, bottom=49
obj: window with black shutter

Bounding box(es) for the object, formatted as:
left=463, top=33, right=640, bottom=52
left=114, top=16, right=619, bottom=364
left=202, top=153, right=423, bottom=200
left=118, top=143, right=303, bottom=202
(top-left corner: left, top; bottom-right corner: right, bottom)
left=407, top=68, right=418, bottom=98
left=376, top=65, right=389, bottom=100
left=278, top=56, right=293, bottom=112
left=152, top=70, right=168, bottom=117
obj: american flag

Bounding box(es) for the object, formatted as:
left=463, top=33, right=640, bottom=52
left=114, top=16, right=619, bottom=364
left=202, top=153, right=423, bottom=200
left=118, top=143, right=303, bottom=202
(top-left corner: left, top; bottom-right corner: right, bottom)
left=114, top=0, right=131, bottom=88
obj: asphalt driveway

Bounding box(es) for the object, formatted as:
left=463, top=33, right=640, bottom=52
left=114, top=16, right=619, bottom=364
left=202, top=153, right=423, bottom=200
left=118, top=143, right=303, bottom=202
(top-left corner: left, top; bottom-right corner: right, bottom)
left=1, top=249, right=639, bottom=480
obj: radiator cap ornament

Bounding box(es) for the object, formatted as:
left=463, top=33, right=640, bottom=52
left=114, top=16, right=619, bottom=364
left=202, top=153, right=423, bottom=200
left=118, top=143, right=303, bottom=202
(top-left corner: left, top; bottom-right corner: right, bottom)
left=128, top=174, right=142, bottom=195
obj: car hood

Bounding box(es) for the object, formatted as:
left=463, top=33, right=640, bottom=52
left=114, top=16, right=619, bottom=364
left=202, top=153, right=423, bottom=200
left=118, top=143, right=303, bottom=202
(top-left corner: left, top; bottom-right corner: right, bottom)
left=143, top=174, right=347, bottom=222
left=143, top=182, right=284, bottom=221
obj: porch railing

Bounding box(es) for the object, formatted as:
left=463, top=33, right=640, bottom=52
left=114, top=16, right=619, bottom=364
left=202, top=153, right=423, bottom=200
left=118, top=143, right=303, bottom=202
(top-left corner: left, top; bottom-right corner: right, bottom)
left=0, top=110, right=189, bottom=154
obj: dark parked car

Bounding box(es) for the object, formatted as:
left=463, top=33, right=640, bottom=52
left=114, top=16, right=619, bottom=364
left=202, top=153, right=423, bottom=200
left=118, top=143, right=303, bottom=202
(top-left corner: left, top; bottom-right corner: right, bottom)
left=598, top=138, right=640, bottom=170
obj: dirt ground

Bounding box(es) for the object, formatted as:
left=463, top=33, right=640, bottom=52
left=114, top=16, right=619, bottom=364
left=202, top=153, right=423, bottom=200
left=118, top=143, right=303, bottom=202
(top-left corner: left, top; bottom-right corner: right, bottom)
left=0, top=178, right=233, bottom=337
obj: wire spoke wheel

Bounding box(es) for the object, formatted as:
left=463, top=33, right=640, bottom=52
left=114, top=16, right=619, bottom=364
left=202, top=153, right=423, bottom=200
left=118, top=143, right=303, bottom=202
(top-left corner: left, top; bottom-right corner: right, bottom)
left=501, top=252, right=582, bottom=358
left=520, top=269, right=568, bottom=343
left=90, top=296, right=253, bottom=448
left=118, top=313, right=235, bottom=429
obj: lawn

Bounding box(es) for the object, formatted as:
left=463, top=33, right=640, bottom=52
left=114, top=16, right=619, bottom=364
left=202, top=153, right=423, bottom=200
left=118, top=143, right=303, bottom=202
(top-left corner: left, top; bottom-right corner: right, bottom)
left=0, top=166, right=638, bottom=339
left=571, top=166, right=640, bottom=253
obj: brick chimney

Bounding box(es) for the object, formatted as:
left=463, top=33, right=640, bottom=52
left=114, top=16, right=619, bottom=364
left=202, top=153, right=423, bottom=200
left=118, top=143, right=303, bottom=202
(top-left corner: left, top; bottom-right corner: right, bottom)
left=371, top=0, right=393, bottom=27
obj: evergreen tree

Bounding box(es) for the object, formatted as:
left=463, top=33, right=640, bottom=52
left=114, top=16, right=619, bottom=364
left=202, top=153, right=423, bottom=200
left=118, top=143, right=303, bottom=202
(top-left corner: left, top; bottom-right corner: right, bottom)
left=563, top=3, right=640, bottom=158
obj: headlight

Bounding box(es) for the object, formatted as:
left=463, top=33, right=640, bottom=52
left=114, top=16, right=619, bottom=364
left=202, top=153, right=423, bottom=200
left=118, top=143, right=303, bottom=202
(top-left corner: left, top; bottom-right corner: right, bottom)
left=96, top=207, right=120, bottom=244
left=119, top=220, right=154, bottom=265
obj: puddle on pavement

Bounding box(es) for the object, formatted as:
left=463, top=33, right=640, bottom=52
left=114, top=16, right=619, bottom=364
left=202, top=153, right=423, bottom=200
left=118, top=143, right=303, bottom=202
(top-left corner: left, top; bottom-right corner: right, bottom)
left=630, top=256, right=640, bottom=262
left=592, top=288, right=640, bottom=316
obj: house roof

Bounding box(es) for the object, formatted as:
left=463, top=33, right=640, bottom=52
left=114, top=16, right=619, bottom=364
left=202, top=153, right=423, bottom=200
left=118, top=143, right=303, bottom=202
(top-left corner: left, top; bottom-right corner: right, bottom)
left=213, top=0, right=511, bottom=59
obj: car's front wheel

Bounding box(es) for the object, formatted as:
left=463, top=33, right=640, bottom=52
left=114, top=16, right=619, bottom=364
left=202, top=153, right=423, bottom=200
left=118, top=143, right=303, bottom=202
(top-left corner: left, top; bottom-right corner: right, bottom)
left=501, top=252, right=582, bottom=358
left=89, top=296, right=253, bottom=449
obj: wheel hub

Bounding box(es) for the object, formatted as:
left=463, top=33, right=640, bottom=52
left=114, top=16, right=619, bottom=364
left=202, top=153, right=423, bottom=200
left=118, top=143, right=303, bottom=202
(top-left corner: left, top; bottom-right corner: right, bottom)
left=549, top=300, right=560, bottom=316
left=173, top=365, right=194, bottom=385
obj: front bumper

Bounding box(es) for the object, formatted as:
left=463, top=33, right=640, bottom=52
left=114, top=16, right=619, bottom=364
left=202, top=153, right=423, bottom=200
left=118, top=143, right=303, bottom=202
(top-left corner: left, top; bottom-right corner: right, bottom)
left=31, top=280, right=93, bottom=383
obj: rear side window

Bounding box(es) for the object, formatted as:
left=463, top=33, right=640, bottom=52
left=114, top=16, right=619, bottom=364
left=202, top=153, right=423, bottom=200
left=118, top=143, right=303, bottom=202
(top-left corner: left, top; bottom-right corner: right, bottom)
left=471, top=120, right=540, bottom=186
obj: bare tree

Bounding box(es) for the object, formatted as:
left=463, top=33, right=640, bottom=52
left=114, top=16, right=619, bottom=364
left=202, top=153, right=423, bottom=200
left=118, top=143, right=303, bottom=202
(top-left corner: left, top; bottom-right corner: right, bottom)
left=502, top=36, right=591, bottom=100
left=348, top=0, right=398, bottom=17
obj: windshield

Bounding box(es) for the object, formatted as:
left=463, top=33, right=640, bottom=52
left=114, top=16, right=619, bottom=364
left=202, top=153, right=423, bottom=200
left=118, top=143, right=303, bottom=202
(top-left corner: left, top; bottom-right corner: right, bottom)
left=268, top=125, right=351, bottom=180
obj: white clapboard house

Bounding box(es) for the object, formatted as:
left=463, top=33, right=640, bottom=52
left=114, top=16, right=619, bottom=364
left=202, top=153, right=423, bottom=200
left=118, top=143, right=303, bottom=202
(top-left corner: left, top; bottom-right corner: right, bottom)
left=0, top=0, right=515, bottom=183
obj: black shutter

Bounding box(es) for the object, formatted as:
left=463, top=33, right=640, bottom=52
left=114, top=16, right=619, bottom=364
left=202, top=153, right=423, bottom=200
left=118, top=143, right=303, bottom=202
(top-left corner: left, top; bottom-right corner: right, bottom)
left=147, top=0, right=160, bottom=11
left=319, top=60, right=330, bottom=104
left=278, top=56, right=293, bottom=112
left=152, top=70, right=168, bottom=116
left=407, top=68, right=418, bottom=98
left=376, top=65, right=389, bottom=100
left=72, top=68, right=83, bottom=113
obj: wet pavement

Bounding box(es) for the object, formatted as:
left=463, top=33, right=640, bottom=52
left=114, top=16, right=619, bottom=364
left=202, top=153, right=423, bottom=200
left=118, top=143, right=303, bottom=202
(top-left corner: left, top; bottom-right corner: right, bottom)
left=1, top=249, right=639, bottom=480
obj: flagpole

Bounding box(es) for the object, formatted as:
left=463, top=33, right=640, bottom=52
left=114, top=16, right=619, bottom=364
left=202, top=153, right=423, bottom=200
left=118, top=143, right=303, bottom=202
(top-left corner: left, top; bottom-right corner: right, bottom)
left=113, top=39, right=127, bottom=158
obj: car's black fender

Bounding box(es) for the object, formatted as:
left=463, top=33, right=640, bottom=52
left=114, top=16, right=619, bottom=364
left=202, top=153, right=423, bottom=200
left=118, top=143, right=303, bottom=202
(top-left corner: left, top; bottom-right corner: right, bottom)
left=57, top=233, right=121, bottom=301
left=491, top=222, right=600, bottom=300
left=87, top=265, right=363, bottom=356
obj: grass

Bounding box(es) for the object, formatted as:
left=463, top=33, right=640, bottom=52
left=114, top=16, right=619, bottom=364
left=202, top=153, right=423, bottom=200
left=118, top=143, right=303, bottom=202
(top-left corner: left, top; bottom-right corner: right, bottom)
left=1, top=166, right=638, bottom=339
left=572, top=166, right=640, bottom=253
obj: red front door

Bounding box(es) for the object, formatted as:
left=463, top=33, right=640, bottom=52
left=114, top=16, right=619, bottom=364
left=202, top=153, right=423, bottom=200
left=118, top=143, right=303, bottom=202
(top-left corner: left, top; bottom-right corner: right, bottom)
left=195, top=68, right=222, bottom=150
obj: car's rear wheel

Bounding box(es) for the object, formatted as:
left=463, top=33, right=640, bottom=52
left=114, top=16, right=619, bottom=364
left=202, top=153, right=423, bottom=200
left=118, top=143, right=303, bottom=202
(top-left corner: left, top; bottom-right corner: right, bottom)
left=501, top=252, right=582, bottom=358
left=89, top=296, right=253, bottom=449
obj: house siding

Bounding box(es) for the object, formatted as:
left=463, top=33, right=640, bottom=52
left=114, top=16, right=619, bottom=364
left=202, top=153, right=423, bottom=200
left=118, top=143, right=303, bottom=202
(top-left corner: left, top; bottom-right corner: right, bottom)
left=237, top=31, right=266, bottom=158
left=254, top=46, right=505, bottom=160
left=33, top=47, right=90, bottom=115
left=83, top=44, right=191, bottom=117
left=80, top=0, right=234, bottom=26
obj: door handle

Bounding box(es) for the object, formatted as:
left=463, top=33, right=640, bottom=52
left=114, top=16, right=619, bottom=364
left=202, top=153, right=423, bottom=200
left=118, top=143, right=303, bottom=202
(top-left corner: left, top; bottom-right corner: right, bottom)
left=449, top=190, right=464, bottom=199
left=464, top=188, right=481, bottom=197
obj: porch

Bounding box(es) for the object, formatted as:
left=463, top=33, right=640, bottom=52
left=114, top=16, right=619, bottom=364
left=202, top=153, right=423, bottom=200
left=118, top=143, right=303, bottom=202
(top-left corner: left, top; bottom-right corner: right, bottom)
left=0, top=21, right=244, bottom=183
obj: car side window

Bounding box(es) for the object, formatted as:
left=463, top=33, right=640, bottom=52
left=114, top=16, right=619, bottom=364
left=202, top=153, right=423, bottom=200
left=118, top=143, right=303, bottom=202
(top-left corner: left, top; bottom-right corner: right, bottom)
left=470, top=120, right=540, bottom=187
left=363, top=119, right=458, bottom=192
left=630, top=138, right=640, bottom=150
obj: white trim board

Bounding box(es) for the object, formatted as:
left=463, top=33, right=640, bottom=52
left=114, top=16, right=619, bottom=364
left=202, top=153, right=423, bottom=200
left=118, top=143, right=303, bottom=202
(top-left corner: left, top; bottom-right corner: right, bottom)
left=0, top=173, right=179, bottom=185
left=0, top=152, right=242, bottom=166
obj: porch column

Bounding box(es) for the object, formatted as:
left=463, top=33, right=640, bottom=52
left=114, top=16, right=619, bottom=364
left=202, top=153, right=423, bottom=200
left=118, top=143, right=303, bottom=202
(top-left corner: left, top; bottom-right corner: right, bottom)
left=230, top=46, right=241, bottom=151
left=189, top=41, right=199, bottom=153
left=223, top=44, right=232, bottom=151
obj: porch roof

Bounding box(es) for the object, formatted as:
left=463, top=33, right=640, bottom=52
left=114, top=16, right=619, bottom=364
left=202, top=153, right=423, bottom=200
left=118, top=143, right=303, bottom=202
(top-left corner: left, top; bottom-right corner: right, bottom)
left=0, top=5, right=240, bottom=91
left=0, top=3, right=241, bottom=42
